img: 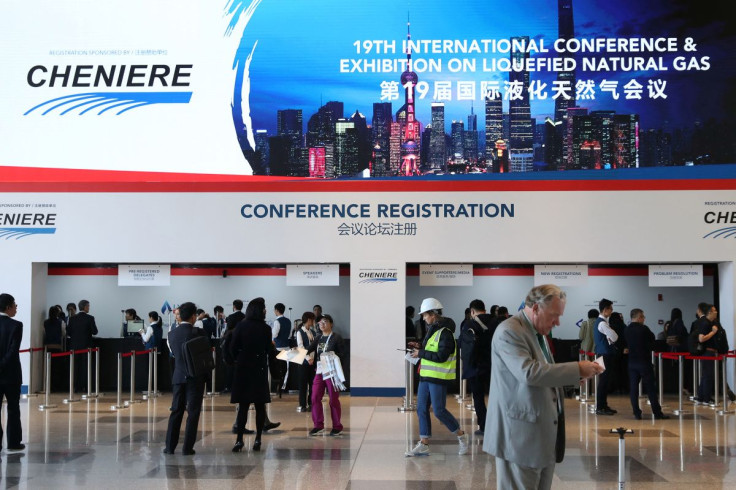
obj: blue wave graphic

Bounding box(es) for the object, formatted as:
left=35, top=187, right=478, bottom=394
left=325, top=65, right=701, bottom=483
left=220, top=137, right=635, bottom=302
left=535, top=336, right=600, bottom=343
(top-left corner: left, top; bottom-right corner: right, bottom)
left=0, top=228, right=56, bottom=240
left=24, top=92, right=192, bottom=116
left=703, top=227, right=736, bottom=239
left=359, top=278, right=398, bottom=284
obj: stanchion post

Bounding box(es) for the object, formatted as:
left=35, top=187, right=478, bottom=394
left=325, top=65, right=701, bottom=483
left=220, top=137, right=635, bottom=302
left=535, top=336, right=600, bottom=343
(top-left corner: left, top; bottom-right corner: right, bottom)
left=125, top=351, right=141, bottom=406
left=63, top=351, right=79, bottom=404
left=39, top=351, right=57, bottom=410
left=95, top=348, right=101, bottom=396
left=111, top=353, right=126, bottom=410
left=206, top=348, right=219, bottom=396
left=673, top=354, right=688, bottom=415
left=713, top=357, right=720, bottom=408
left=588, top=371, right=599, bottom=413
left=658, top=353, right=666, bottom=407
left=142, top=349, right=153, bottom=400
left=718, top=355, right=733, bottom=415
left=398, top=358, right=416, bottom=412
left=691, top=359, right=698, bottom=401
left=82, top=348, right=98, bottom=399
left=611, top=427, right=634, bottom=489
left=152, top=347, right=159, bottom=397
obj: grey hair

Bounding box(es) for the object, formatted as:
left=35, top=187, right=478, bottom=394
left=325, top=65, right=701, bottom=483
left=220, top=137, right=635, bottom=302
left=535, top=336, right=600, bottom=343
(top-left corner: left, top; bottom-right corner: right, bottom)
left=630, top=308, right=644, bottom=321
left=524, top=284, right=566, bottom=308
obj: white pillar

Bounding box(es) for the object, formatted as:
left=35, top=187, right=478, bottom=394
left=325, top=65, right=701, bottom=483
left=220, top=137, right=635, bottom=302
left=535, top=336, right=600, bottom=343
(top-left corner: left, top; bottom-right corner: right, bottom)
left=718, top=261, right=735, bottom=388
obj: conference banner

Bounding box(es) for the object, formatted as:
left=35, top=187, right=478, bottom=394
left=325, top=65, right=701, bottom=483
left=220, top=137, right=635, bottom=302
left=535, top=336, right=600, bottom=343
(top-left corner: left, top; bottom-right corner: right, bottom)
left=1, top=1, right=733, bottom=179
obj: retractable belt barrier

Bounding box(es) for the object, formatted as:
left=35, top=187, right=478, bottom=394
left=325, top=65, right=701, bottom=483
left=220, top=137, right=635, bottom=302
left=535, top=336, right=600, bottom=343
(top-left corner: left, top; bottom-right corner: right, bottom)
left=610, top=427, right=634, bottom=489
left=586, top=351, right=598, bottom=413
left=142, top=347, right=160, bottom=400
left=82, top=348, right=101, bottom=400
left=718, top=353, right=736, bottom=415
left=686, top=354, right=724, bottom=408
left=19, top=347, right=44, bottom=399
left=205, top=347, right=219, bottom=398
left=398, top=356, right=416, bottom=413
left=661, top=352, right=689, bottom=415
left=653, top=352, right=667, bottom=408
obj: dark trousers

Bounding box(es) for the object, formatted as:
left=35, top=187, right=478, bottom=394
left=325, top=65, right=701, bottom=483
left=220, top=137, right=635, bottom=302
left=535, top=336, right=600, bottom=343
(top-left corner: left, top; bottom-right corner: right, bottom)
left=596, top=354, right=615, bottom=408
left=298, top=362, right=315, bottom=408
left=628, top=361, right=662, bottom=416
left=74, top=351, right=88, bottom=393
left=468, top=373, right=489, bottom=431
left=698, top=358, right=715, bottom=402
left=235, top=402, right=266, bottom=441
left=165, top=377, right=205, bottom=453
left=0, top=382, right=22, bottom=448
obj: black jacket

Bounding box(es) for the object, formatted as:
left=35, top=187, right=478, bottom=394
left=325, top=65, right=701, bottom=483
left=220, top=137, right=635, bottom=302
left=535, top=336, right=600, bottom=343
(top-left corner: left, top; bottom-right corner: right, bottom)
left=229, top=318, right=275, bottom=404
left=460, top=313, right=492, bottom=378
left=67, top=311, right=97, bottom=350
left=167, top=322, right=207, bottom=384
left=0, top=315, right=23, bottom=385
left=226, top=311, right=245, bottom=331
left=624, top=322, right=655, bottom=364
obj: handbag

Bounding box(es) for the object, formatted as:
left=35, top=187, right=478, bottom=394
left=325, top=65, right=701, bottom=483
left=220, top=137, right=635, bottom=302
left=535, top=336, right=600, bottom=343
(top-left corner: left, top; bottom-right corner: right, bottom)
left=666, top=335, right=680, bottom=347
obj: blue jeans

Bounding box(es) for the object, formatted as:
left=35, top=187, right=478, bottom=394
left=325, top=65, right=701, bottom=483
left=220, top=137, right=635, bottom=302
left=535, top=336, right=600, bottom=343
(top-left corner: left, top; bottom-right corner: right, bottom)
left=417, top=380, right=460, bottom=438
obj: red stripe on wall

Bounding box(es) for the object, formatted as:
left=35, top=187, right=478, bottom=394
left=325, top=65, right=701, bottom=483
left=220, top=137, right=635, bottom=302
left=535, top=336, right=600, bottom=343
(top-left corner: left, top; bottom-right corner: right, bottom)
left=1, top=167, right=735, bottom=192
left=48, top=266, right=351, bottom=277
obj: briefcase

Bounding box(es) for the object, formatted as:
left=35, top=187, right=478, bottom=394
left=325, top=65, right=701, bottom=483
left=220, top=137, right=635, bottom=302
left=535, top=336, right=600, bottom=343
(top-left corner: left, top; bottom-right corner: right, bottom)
left=183, top=335, right=215, bottom=378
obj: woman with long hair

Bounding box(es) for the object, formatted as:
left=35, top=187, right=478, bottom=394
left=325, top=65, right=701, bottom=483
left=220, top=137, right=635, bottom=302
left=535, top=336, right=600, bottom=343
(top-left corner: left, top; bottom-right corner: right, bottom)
left=229, top=297, right=274, bottom=452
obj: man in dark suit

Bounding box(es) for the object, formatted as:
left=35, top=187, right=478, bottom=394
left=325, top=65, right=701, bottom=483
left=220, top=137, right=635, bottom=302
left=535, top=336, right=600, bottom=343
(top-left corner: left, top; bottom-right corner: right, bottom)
left=66, top=299, right=98, bottom=393
left=164, top=301, right=207, bottom=455
left=226, top=299, right=245, bottom=331
left=0, top=293, right=25, bottom=451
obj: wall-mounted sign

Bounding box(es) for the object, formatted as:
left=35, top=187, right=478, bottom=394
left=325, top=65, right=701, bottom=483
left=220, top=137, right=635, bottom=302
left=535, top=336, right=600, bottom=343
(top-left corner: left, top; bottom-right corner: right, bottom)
left=534, top=265, right=588, bottom=286
left=420, top=264, right=473, bottom=286
left=286, top=264, right=339, bottom=286
left=649, top=265, right=703, bottom=287
left=118, top=265, right=170, bottom=286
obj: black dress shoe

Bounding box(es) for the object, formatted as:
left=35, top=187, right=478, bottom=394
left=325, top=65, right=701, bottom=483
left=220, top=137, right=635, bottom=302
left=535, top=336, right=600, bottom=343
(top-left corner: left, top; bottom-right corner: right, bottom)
left=182, top=449, right=195, bottom=455
left=263, top=421, right=280, bottom=431
left=7, top=444, right=25, bottom=451
left=232, top=441, right=244, bottom=453
left=634, top=413, right=642, bottom=420
left=654, top=413, right=671, bottom=420
left=253, top=439, right=261, bottom=451
left=163, top=448, right=174, bottom=454
left=596, top=408, right=615, bottom=416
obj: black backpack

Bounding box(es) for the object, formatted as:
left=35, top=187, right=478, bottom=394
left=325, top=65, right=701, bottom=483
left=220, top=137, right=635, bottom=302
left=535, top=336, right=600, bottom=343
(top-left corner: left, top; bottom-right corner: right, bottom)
left=183, top=334, right=215, bottom=378
left=220, top=332, right=235, bottom=366
left=714, top=326, right=729, bottom=354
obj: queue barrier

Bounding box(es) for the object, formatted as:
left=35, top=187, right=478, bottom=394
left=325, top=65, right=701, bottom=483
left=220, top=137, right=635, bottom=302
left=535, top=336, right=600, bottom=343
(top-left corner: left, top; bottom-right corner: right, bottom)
left=19, top=347, right=45, bottom=399
left=661, top=352, right=689, bottom=415
left=142, top=347, right=160, bottom=400
left=584, top=350, right=599, bottom=413
left=686, top=353, right=724, bottom=408
left=652, top=352, right=668, bottom=408
left=718, top=353, right=736, bottom=415
left=398, top=355, right=416, bottom=413
left=205, top=347, right=219, bottom=398
left=610, top=427, right=634, bottom=488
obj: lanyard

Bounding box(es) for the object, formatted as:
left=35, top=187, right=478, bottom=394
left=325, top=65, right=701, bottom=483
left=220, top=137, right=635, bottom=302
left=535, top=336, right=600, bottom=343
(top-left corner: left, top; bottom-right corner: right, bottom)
left=318, top=333, right=332, bottom=356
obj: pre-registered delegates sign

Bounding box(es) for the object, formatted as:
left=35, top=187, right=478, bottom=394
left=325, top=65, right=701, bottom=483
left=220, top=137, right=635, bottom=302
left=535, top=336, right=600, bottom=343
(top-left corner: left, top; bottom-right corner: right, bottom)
left=534, top=265, right=588, bottom=286
left=419, top=264, right=473, bottom=286
left=286, top=264, right=339, bottom=286
left=649, top=265, right=703, bottom=287
left=118, top=265, right=171, bottom=286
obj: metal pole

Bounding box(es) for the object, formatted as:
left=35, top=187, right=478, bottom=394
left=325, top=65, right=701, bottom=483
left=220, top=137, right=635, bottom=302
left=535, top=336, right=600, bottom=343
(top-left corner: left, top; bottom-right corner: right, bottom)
left=125, top=351, right=141, bottom=405
left=207, top=348, right=218, bottom=396
left=658, top=353, right=666, bottom=408
left=142, top=350, right=153, bottom=400
left=95, top=348, right=101, bottom=396
left=718, top=356, right=733, bottom=415
left=63, top=352, right=79, bottom=404
left=589, top=372, right=598, bottom=413
left=39, top=352, right=57, bottom=410
left=398, top=358, right=416, bottom=412
left=691, top=360, right=698, bottom=401
left=674, top=355, right=688, bottom=415
left=713, top=358, right=720, bottom=408
left=83, top=348, right=98, bottom=399
left=153, top=347, right=159, bottom=397
left=111, top=353, right=126, bottom=410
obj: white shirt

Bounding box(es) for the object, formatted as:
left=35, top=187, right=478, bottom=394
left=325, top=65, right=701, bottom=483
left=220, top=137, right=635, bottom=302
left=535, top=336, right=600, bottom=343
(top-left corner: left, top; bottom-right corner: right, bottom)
left=296, top=326, right=315, bottom=361
left=272, top=315, right=284, bottom=340
left=597, top=315, right=618, bottom=344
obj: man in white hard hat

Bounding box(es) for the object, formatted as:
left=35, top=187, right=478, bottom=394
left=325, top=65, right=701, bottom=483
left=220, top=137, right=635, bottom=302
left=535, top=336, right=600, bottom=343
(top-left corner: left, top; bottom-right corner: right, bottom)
left=406, top=298, right=468, bottom=457
left=483, top=284, right=604, bottom=489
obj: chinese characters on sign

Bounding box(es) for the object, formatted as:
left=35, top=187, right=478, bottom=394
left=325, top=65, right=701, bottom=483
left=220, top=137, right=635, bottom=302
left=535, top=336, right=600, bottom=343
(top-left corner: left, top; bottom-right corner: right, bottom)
left=337, top=222, right=417, bottom=236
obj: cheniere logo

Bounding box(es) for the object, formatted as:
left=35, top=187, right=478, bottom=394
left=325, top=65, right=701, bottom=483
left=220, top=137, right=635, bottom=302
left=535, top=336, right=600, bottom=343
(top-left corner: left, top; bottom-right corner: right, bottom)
left=0, top=209, right=57, bottom=240
left=24, top=64, right=193, bottom=116
left=358, top=271, right=398, bottom=283
left=702, top=205, right=736, bottom=239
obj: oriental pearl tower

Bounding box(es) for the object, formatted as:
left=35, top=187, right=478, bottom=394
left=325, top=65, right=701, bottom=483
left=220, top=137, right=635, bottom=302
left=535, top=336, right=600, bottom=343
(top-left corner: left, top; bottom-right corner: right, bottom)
left=398, top=17, right=420, bottom=176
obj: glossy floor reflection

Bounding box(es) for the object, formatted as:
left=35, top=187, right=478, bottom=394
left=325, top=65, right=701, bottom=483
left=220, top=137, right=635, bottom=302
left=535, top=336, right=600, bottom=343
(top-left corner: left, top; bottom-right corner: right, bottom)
left=2, top=392, right=736, bottom=489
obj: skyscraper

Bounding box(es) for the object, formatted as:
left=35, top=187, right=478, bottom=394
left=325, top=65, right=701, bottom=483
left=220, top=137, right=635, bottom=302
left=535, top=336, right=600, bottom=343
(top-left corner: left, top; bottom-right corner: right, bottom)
left=335, top=119, right=360, bottom=176
left=451, top=121, right=465, bottom=161
left=509, top=37, right=533, bottom=153
left=484, top=96, right=503, bottom=159
left=398, top=18, right=420, bottom=175
left=389, top=121, right=402, bottom=175
left=465, top=106, right=478, bottom=162
left=372, top=102, right=393, bottom=176
left=554, top=0, right=576, bottom=124
left=429, top=103, right=446, bottom=170
left=613, top=114, right=639, bottom=168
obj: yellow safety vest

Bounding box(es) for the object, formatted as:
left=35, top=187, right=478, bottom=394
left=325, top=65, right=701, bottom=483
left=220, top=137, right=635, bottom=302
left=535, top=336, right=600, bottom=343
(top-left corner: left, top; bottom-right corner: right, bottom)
left=419, top=327, right=456, bottom=381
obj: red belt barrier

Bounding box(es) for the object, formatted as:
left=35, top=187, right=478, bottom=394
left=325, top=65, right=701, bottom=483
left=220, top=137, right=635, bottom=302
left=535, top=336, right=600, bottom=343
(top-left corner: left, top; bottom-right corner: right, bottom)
left=686, top=354, right=723, bottom=361
left=51, top=351, right=72, bottom=358
left=19, top=347, right=45, bottom=353
left=121, top=351, right=134, bottom=358
left=90, top=347, right=100, bottom=353
left=73, top=348, right=91, bottom=355
left=725, top=353, right=736, bottom=359
left=135, top=349, right=152, bottom=356
left=660, top=352, right=683, bottom=360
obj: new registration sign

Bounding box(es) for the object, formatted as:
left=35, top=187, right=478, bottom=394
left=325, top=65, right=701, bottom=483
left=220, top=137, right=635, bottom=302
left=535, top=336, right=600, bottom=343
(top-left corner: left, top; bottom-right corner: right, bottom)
left=118, top=265, right=171, bottom=286
left=286, top=264, right=339, bottom=286
left=649, top=265, right=703, bottom=287
left=419, top=264, right=473, bottom=286
left=534, top=265, right=588, bottom=286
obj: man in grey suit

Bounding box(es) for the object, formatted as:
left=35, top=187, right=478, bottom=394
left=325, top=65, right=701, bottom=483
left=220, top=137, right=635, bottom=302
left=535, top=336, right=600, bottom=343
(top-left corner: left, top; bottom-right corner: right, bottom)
left=483, top=284, right=603, bottom=489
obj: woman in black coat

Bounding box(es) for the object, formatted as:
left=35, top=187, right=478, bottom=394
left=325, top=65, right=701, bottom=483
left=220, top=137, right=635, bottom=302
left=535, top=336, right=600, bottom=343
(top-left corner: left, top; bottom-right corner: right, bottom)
left=229, top=297, right=275, bottom=452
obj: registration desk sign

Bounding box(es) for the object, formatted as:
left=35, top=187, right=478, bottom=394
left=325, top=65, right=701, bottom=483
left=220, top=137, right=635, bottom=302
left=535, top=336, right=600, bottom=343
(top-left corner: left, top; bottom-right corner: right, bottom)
left=118, top=265, right=171, bottom=286
left=648, top=265, right=703, bottom=287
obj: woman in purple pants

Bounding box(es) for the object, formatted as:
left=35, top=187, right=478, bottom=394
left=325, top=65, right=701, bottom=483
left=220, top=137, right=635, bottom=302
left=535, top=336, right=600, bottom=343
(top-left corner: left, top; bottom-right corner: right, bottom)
left=306, top=314, right=346, bottom=436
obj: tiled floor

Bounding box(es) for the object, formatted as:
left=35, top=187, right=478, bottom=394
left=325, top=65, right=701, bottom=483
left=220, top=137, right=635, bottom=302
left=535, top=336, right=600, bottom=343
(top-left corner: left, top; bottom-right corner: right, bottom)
left=2, top=392, right=736, bottom=489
